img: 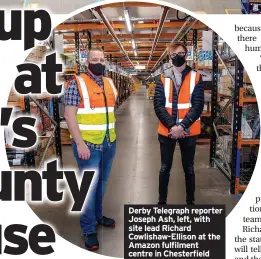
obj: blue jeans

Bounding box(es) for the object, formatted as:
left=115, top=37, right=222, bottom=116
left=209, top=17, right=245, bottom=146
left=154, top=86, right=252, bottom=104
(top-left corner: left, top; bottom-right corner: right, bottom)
left=72, top=138, right=116, bottom=235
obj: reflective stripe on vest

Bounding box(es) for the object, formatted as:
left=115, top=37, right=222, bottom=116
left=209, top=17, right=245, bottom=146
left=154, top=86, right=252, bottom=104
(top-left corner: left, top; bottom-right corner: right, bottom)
left=77, top=75, right=91, bottom=113
left=190, top=71, right=197, bottom=95
left=107, top=78, right=118, bottom=102
left=76, top=76, right=115, bottom=115
left=79, top=123, right=115, bottom=131
left=178, top=118, right=200, bottom=123
left=76, top=75, right=116, bottom=114
left=178, top=71, right=200, bottom=123
left=74, top=76, right=117, bottom=144
left=189, top=71, right=197, bottom=107
left=164, top=71, right=197, bottom=109
left=164, top=78, right=172, bottom=108
left=158, top=70, right=201, bottom=137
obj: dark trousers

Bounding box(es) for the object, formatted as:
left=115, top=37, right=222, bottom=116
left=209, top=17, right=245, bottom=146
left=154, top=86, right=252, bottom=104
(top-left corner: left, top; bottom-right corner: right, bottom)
left=158, top=135, right=197, bottom=203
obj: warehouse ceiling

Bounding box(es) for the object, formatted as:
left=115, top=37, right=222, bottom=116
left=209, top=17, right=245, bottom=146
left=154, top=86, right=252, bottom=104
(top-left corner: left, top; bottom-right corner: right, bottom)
left=55, top=2, right=208, bottom=77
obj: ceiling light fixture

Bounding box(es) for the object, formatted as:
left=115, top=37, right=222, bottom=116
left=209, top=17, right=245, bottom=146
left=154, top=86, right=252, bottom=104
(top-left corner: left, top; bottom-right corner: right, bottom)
left=124, top=9, right=132, bottom=32
left=135, top=65, right=146, bottom=70
left=132, top=39, right=136, bottom=49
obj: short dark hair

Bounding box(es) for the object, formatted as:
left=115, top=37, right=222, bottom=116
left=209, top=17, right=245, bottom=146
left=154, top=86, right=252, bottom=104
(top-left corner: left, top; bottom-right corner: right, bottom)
left=167, top=42, right=187, bottom=54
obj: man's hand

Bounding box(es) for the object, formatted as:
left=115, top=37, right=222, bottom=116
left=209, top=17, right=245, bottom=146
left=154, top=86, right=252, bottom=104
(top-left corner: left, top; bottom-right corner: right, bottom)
left=77, top=142, right=91, bottom=160
left=168, top=125, right=188, bottom=139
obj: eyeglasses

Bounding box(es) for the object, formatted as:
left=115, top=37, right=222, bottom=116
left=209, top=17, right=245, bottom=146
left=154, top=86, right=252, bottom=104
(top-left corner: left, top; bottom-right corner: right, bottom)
left=169, top=52, right=186, bottom=59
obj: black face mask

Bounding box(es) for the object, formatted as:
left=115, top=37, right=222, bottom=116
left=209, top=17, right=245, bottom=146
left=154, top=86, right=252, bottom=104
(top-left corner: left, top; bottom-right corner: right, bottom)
left=171, top=55, right=186, bottom=67
left=88, top=63, right=105, bottom=76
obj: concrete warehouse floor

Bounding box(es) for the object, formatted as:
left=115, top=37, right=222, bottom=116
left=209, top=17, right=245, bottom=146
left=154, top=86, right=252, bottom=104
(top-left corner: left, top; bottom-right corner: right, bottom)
left=29, top=85, right=238, bottom=257
left=3, top=0, right=241, bottom=14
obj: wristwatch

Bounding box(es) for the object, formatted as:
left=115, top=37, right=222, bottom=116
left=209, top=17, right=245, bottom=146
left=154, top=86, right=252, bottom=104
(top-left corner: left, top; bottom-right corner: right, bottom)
left=180, top=123, right=186, bottom=130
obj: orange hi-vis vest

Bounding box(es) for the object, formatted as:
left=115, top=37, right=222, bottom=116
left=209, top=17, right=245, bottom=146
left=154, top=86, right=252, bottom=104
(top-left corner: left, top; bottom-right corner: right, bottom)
left=66, top=73, right=118, bottom=144
left=158, top=70, right=201, bottom=137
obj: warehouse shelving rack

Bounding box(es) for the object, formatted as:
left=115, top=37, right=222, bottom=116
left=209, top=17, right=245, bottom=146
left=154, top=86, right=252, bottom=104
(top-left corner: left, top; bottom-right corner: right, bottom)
left=6, top=96, right=35, bottom=168
left=62, top=30, right=92, bottom=78
left=241, top=0, right=261, bottom=13
left=110, top=69, right=131, bottom=107
left=5, top=37, right=63, bottom=169
left=107, top=55, right=132, bottom=108
left=118, top=74, right=131, bottom=105
left=6, top=93, right=62, bottom=169
left=192, top=29, right=212, bottom=144
left=62, top=30, right=132, bottom=109
left=210, top=31, right=259, bottom=194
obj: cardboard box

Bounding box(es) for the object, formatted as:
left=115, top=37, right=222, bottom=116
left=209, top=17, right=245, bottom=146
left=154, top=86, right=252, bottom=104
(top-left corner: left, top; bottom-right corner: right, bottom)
left=221, top=69, right=228, bottom=76
left=8, top=88, right=20, bottom=102
left=25, top=46, right=46, bottom=63
left=221, top=81, right=232, bottom=87
left=61, top=128, right=70, bottom=137
left=219, top=81, right=232, bottom=96
left=220, top=75, right=232, bottom=84
left=220, top=89, right=232, bottom=96
left=197, top=60, right=205, bottom=67
left=244, top=72, right=251, bottom=84
left=60, top=125, right=71, bottom=143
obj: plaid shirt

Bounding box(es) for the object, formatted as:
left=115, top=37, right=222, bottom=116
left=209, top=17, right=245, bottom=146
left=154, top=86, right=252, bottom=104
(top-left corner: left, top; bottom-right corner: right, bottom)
left=63, top=70, right=112, bottom=151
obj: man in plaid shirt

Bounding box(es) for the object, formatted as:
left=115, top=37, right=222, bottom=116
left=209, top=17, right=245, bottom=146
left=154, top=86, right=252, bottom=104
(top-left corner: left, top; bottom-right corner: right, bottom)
left=63, top=70, right=112, bottom=151
left=63, top=48, right=117, bottom=251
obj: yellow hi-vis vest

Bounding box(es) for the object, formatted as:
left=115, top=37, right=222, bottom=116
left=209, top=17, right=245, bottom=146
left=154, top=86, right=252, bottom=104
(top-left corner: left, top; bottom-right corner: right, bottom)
left=73, top=73, right=118, bottom=144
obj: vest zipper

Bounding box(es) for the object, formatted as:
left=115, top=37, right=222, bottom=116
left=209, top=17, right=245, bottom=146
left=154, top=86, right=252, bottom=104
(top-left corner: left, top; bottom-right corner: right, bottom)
left=176, top=74, right=192, bottom=128
left=172, top=77, right=181, bottom=125
left=102, top=91, right=109, bottom=140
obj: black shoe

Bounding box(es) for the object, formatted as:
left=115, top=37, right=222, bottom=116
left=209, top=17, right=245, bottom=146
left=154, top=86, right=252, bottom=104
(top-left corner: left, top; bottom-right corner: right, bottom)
left=187, top=201, right=195, bottom=205
left=97, top=216, right=115, bottom=228
left=158, top=200, right=167, bottom=205
left=84, top=233, right=99, bottom=251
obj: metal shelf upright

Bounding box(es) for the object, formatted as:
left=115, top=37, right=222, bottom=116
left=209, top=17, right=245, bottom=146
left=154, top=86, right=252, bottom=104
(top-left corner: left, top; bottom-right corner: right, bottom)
left=192, top=28, right=211, bottom=144
left=192, top=29, right=198, bottom=69
left=74, top=31, right=89, bottom=74
left=24, top=95, right=35, bottom=167
left=209, top=32, right=219, bottom=166
left=210, top=31, right=259, bottom=194
left=51, top=32, right=63, bottom=166
left=231, top=58, right=244, bottom=194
